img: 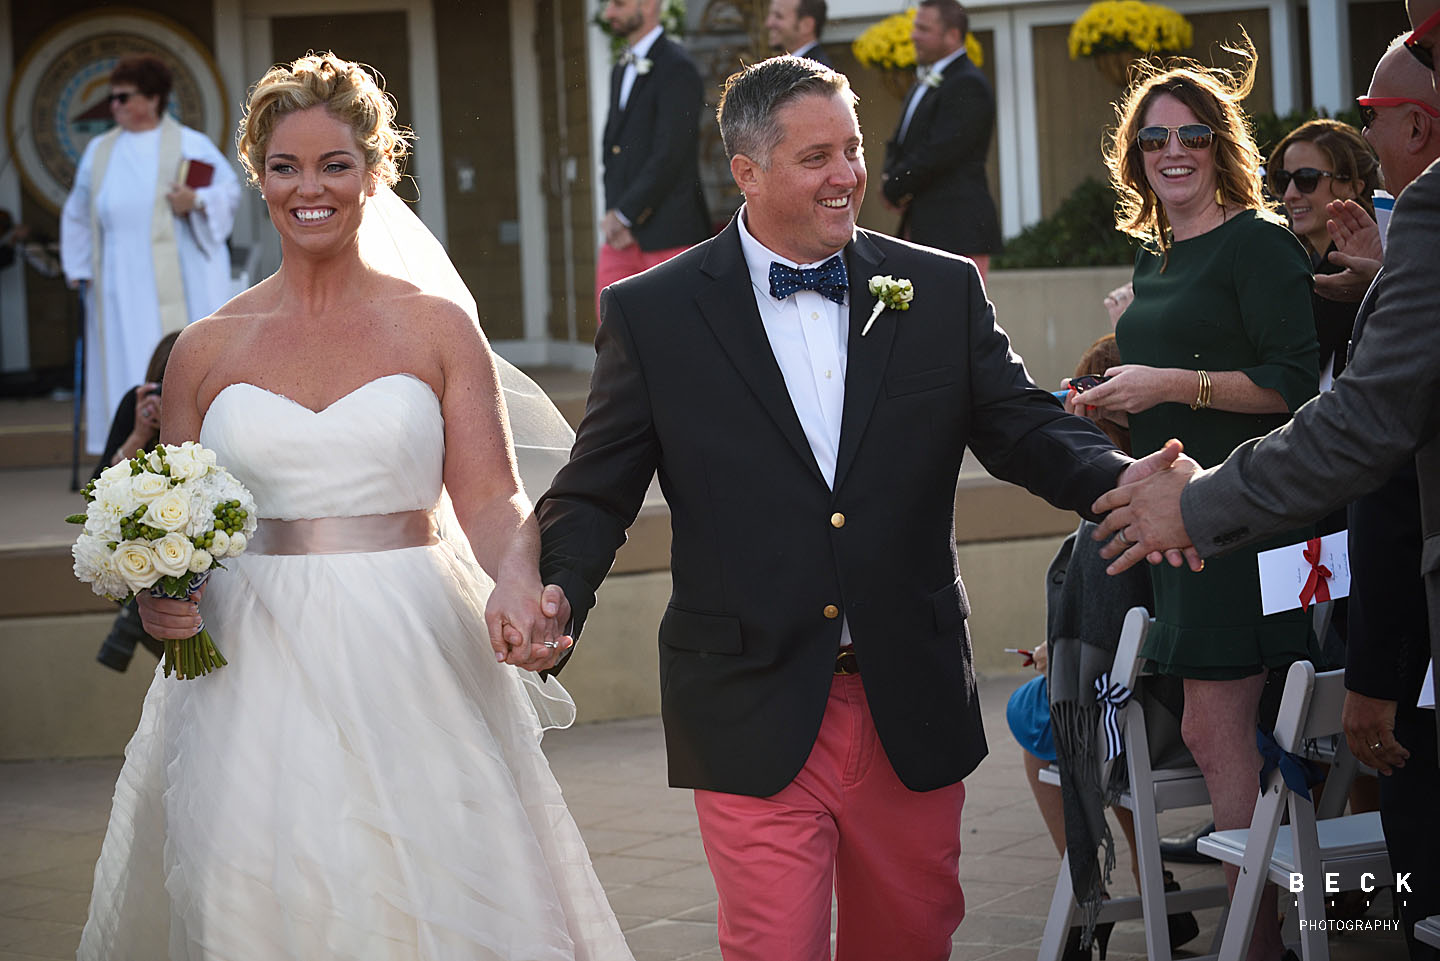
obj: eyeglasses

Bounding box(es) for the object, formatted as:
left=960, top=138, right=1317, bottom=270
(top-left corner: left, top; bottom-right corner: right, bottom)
left=1356, top=96, right=1440, bottom=128
left=1404, top=7, right=1440, bottom=70
left=1136, top=124, right=1215, bottom=152
left=1269, top=167, right=1349, bottom=195
left=108, top=92, right=134, bottom=105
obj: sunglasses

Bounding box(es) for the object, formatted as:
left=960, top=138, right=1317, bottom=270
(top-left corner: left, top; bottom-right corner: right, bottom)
left=108, top=91, right=134, bottom=105
left=1270, top=167, right=1348, bottom=195
left=1356, top=96, right=1440, bottom=128
left=1136, top=124, right=1215, bottom=152
left=1405, top=7, right=1440, bottom=70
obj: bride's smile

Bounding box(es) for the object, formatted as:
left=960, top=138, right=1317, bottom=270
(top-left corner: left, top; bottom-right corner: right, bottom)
left=261, top=106, right=372, bottom=254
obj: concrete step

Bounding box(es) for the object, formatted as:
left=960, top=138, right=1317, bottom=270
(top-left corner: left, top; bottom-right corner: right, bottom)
left=0, top=397, right=76, bottom=469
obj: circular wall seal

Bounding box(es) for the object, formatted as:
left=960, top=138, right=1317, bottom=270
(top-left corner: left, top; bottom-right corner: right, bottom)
left=6, top=10, right=228, bottom=213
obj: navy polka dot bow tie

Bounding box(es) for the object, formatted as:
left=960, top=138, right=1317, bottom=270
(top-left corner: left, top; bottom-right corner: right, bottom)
left=768, top=256, right=849, bottom=304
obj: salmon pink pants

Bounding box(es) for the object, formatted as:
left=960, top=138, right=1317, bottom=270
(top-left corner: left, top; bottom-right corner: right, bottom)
left=595, top=242, right=689, bottom=323
left=693, top=673, right=967, bottom=961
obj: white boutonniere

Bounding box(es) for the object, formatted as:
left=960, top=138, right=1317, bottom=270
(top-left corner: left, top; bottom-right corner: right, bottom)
left=924, top=70, right=944, bottom=89
left=862, top=275, right=914, bottom=336
left=635, top=57, right=653, bottom=75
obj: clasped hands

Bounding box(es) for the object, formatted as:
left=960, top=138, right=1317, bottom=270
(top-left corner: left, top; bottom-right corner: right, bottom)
left=1092, top=438, right=1206, bottom=576
left=485, top=581, right=574, bottom=673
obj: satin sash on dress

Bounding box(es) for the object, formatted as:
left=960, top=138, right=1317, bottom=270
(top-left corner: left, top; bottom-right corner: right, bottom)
left=247, top=510, right=438, bottom=555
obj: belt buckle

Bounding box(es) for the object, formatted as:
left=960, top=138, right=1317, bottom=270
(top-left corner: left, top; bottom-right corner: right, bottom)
left=834, top=649, right=859, bottom=675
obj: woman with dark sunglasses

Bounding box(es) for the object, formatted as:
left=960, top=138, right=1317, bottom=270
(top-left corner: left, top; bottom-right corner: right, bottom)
left=1267, top=119, right=1380, bottom=386
left=1069, top=37, right=1320, bottom=961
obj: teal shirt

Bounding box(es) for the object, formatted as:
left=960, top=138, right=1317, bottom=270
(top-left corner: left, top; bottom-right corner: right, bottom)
left=1118, top=211, right=1320, bottom=677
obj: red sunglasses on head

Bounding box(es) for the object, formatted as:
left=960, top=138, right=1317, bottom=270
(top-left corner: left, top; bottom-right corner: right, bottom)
left=1406, top=6, right=1440, bottom=70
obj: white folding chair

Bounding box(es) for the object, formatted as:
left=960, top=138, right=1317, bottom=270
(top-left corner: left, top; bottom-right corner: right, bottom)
left=1416, top=915, right=1440, bottom=948
left=1197, top=661, right=1391, bottom=961
left=1037, top=607, right=1229, bottom=961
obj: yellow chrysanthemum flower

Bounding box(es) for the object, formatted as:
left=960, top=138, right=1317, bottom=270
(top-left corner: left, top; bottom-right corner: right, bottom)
left=853, top=9, right=985, bottom=71
left=1067, top=0, right=1192, bottom=59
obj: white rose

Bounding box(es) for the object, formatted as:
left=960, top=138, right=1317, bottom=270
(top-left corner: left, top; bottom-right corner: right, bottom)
left=143, top=488, right=191, bottom=532
left=165, top=444, right=207, bottom=482
left=208, top=529, right=231, bottom=557
left=151, top=532, right=194, bottom=577
left=188, top=548, right=214, bottom=573
left=226, top=532, right=247, bottom=557
left=97, top=461, right=132, bottom=485
left=146, top=449, right=166, bottom=473
left=129, top=470, right=171, bottom=503
left=114, top=540, right=159, bottom=594
left=92, top=473, right=136, bottom=517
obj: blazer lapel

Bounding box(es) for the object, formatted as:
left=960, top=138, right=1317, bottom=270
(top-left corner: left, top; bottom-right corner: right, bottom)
left=834, top=230, right=891, bottom=491
left=695, top=220, right=827, bottom=486
left=604, top=62, right=624, bottom=144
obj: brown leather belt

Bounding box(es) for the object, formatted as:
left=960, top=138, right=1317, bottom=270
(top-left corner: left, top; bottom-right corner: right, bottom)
left=834, top=648, right=859, bottom=675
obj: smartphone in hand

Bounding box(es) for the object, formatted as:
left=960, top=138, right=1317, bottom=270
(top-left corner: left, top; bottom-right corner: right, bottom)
left=1069, top=374, right=1110, bottom=393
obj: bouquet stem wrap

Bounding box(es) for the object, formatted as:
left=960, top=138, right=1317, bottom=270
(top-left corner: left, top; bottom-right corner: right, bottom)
left=151, top=570, right=227, bottom=678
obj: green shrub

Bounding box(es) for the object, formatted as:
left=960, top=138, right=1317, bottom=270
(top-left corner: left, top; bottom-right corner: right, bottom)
left=993, top=178, right=1137, bottom=269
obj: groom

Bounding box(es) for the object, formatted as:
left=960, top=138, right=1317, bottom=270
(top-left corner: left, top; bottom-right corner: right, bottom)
left=535, top=57, right=1176, bottom=960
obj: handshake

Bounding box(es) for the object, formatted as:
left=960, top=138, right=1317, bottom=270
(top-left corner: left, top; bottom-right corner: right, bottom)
left=485, top=579, right=575, bottom=674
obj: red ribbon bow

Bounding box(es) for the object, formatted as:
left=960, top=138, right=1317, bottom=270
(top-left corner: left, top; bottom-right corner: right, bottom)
left=1299, top=537, right=1331, bottom=609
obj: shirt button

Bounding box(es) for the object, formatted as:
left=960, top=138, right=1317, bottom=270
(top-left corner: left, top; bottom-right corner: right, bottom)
left=811, top=311, right=819, bottom=320
left=830, top=512, right=846, bottom=528
left=823, top=604, right=840, bottom=619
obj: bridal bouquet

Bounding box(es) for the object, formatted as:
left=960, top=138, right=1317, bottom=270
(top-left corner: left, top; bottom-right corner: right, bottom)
left=67, top=442, right=257, bottom=679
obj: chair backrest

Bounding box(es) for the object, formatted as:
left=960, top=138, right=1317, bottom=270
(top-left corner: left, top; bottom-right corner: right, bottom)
left=1270, top=660, right=1348, bottom=753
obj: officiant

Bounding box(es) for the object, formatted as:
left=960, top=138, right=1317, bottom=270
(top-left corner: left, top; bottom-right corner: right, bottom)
left=60, top=54, right=241, bottom=456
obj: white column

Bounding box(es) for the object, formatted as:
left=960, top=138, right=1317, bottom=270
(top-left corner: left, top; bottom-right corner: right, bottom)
left=1013, top=9, right=1044, bottom=229
left=1269, top=0, right=1301, bottom=115
left=976, top=10, right=1024, bottom=238
left=509, top=0, right=551, bottom=348
left=588, top=9, right=612, bottom=252
left=0, top=0, right=30, bottom=371
left=1307, top=0, right=1352, bottom=113
left=408, top=0, right=447, bottom=244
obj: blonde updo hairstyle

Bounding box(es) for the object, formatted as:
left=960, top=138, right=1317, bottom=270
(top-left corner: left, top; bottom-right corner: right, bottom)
left=1103, top=33, right=1278, bottom=264
left=236, top=52, right=410, bottom=189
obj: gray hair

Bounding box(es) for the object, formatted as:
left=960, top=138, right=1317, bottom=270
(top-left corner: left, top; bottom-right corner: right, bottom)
left=716, top=55, right=855, bottom=168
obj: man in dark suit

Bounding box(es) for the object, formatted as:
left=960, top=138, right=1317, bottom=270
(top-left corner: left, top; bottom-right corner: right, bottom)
left=535, top=57, right=1180, bottom=960
left=882, top=0, right=1001, bottom=279
left=765, top=0, right=831, bottom=66
left=596, top=0, right=710, bottom=321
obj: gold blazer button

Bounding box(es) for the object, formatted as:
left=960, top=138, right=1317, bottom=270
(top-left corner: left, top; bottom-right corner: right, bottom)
left=611, top=145, right=621, bottom=155
left=830, top=512, right=845, bottom=528
left=823, top=604, right=840, bottom=619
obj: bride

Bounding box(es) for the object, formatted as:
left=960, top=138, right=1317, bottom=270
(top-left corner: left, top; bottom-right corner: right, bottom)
left=79, top=53, right=634, bottom=961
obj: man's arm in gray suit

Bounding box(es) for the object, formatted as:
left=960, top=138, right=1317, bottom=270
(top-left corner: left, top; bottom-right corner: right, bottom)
left=1091, top=159, right=1440, bottom=563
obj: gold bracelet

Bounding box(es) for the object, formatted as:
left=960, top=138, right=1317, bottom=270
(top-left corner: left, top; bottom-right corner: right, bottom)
left=1190, top=369, right=1212, bottom=410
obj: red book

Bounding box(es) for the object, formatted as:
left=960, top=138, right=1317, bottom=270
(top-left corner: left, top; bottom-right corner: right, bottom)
left=176, top=158, right=214, bottom=190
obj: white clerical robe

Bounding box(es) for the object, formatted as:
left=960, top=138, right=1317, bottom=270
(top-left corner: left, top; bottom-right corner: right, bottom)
left=61, top=123, right=241, bottom=454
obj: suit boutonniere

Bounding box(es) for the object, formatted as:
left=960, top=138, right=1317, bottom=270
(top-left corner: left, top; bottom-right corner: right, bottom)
left=620, top=52, right=653, bottom=75
left=924, top=70, right=944, bottom=89
left=862, top=275, right=914, bottom=336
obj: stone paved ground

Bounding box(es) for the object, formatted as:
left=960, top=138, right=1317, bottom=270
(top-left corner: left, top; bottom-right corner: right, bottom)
left=0, top=675, right=1407, bottom=960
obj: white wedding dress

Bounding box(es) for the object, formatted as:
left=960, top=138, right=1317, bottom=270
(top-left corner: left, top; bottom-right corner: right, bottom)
left=79, top=373, right=634, bottom=961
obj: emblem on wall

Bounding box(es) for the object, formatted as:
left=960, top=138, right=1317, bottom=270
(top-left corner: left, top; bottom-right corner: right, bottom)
left=5, top=11, right=227, bottom=213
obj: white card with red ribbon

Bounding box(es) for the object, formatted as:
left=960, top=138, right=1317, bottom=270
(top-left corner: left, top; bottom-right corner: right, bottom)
left=1257, top=532, right=1351, bottom=616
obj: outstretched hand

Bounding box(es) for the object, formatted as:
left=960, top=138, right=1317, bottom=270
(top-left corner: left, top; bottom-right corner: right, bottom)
left=1093, top=438, right=1203, bottom=574
left=1314, top=200, right=1382, bottom=302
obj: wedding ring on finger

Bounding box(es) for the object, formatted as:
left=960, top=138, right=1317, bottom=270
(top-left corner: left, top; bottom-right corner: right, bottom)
left=1115, top=530, right=1132, bottom=547
left=543, top=640, right=559, bottom=649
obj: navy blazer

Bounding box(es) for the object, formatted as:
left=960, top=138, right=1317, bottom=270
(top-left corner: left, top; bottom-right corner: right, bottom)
left=538, top=218, right=1129, bottom=797
left=602, top=33, right=710, bottom=251
left=883, top=53, right=1002, bottom=256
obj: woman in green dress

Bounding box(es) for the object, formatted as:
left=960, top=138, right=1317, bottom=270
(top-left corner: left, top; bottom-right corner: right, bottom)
left=1067, top=41, right=1318, bottom=961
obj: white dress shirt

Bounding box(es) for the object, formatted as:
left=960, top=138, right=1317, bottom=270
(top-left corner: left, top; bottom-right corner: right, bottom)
left=898, top=48, right=966, bottom=142
left=618, top=24, right=663, bottom=111
left=737, top=207, right=854, bottom=647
